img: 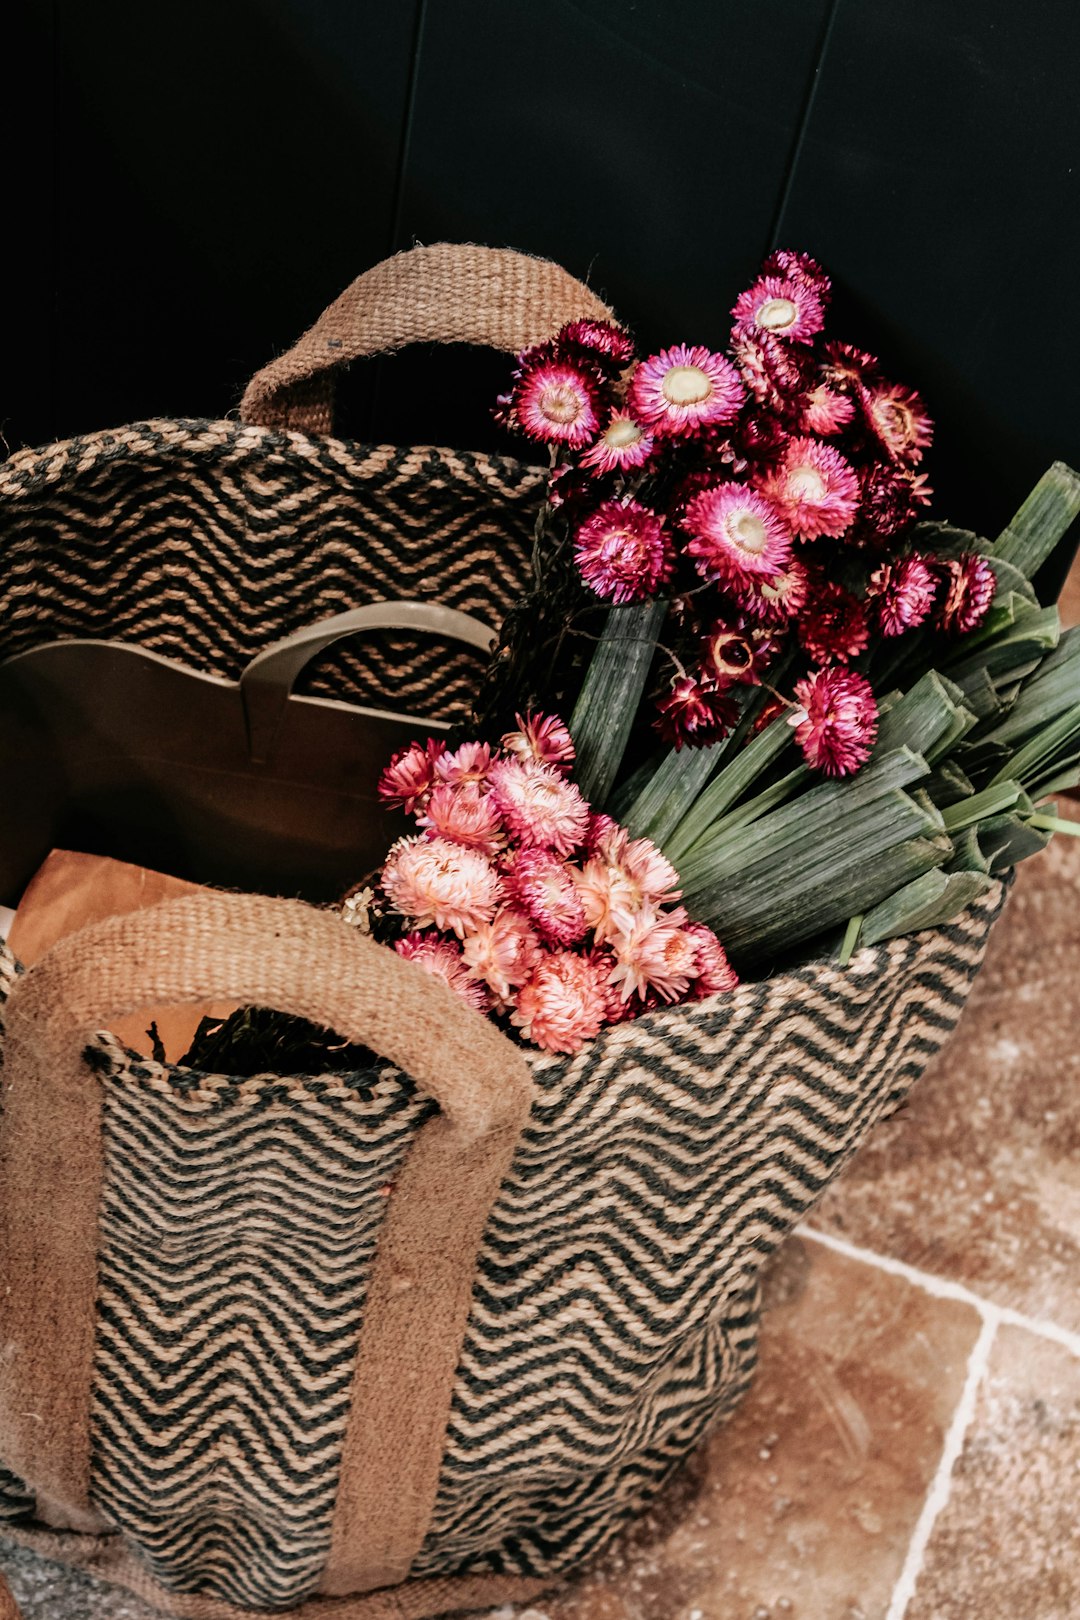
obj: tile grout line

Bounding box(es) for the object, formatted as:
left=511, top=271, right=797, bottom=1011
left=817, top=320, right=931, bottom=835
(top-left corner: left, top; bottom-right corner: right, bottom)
left=799, top=1224, right=1080, bottom=1358
left=882, top=1311, right=998, bottom=1620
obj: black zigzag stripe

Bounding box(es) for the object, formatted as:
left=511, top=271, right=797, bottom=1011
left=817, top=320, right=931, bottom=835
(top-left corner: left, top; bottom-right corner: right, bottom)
left=0, top=420, right=544, bottom=725
left=0, top=884, right=1004, bottom=1606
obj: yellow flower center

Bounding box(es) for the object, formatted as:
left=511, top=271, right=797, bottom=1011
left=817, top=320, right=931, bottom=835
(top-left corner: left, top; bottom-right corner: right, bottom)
left=605, top=417, right=644, bottom=447
left=787, top=465, right=827, bottom=501
left=757, top=297, right=799, bottom=331
left=729, top=513, right=768, bottom=554
left=661, top=365, right=712, bottom=406
left=541, top=384, right=583, bottom=424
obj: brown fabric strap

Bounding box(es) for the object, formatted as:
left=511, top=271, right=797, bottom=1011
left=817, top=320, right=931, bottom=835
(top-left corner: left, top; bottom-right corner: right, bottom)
left=0, top=892, right=534, bottom=1581
left=0, top=1572, right=21, bottom=1620
left=0, top=1524, right=550, bottom=1619
left=239, top=241, right=615, bottom=435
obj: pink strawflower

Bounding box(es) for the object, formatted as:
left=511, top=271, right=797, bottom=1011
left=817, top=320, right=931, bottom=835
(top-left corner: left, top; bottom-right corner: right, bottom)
left=732, top=331, right=815, bottom=410
left=683, top=483, right=793, bottom=587
left=509, top=350, right=602, bottom=447
left=627, top=344, right=746, bottom=438
left=378, top=738, right=448, bottom=813
left=699, top=624, right=758, bottom=687
left=654, top=675, right=739, bottom=750
left=684, top=923, right=739, bottom=998
left=868, top=555, right=940, bottom=636
left=756, top=437, right=860, bottom=541
left=505, top=846, right=588, bottom=947
left=580, top=411, right=655, bottom=474
left=574, top=500, right=673, bottom=604
left=460, top=906, right=542, bottom=1007
left=382, top=835, right=502, bottom=937
left=759, top=249, right=831, bottom=303
left=821, top=341, right=880, bottom=392
left=417, top=780, right=504, bottom=855
left=731, top=274, right=826, bottom=345
left=435, top=740, right=494, bottom=787
left=574, top=836, right=681, bottom=946
left=798, top=579, right=870, bottom=666
left=394, top=932, right=491, bottom=1014
left=792, top=668, right=879, bottom=777
left=860, top=381, right=933, bottom=464
left=501, top=712, right=575, bottom=774
left=857, top=462, right=933, bottom=543
left=731, top=556, right=810, bottom=625
left=801, top=384, right=855, bottom=437
left=936, top=553, right=996, bottom=634
left=511, top=951, right=609, bottom=1054
left=486, top=758, right=590, bottom=856
left=557, top=319, right=636, bottom=370
left=585, top=812, right=621, bottom=858
left=607, top=904, right=700, bottom=1004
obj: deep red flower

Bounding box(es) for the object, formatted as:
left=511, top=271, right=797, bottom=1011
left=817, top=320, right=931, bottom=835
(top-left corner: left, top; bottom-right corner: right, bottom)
left=798, top=578, right=871, bottom=666
left=857, top=463, right=934, bottom=544
left=654, top=675, right=739, bottom=750
left=556, top=319, right=636, bottom=370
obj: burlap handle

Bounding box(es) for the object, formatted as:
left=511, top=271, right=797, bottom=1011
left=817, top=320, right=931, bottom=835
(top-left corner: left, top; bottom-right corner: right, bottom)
left=239, top=241, right=615, bottom=435
left=0, top=1573, right=20, bottom=1620
left=0, top=891, right=534, bottom=1596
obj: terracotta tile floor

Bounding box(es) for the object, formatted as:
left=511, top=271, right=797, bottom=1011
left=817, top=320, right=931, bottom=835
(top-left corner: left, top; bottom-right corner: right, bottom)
left=2, top=563, right=1079, bottom=1620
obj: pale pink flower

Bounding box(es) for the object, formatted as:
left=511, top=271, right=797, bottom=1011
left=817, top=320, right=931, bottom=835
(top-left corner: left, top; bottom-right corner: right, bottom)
left=460, top=906, right=543, bottom=1007
left=627, top=344, right=746, bottom=438
left=792, top=668, right=878, bottom=777
left=756, top=437, right=860, bottom=542
left=505, top=846, right=588, bottom=946
left=683, top=483, right=792, bottom=588
left=395, top=932, right=491, bottom=1013
left=684, top=923, right=739, bottom=998
left=574, top=834, right=680, bottom=947
left=378, top=738, right=448, bottom=813
left=501, top=712, right=576, bottom=774
left=580, top=410, right=655, bottom=474
left=606, top=904, right=700, bottom=1004
left=417, top=780, right=504, bottom=855
left=511, top=951, right=609, bottom=1054
left=487, top=758, right=590, bottom=856
left=382, top=835, right=502, bottom=937
left=434, top=740, right=494, bottom=786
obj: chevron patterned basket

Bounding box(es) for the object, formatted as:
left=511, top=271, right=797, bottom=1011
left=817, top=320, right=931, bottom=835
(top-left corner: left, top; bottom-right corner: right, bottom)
left=0, top=245, right=1009, bottom=1619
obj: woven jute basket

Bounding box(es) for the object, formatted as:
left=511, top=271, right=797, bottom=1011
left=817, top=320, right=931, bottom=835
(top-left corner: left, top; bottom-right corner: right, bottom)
left=0, top=245, right=1009, bottom=1618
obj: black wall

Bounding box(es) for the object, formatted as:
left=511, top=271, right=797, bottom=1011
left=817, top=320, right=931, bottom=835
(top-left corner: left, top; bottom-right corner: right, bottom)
left=7, top=1, right=1080, bottom=582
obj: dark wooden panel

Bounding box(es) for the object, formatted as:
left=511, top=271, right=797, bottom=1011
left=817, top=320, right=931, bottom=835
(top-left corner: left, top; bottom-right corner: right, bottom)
left=774, top=0, right=1080, bottom=587
left=6, top=0, right=422, bottom=450
left=379, top=0, right=831, bottom=452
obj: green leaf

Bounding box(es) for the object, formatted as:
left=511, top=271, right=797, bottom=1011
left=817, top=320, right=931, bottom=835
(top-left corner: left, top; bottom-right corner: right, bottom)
left=940, top=779, right=1022, bottom=833
left=989, top=704, right=1080, bottom=789
left=570, top=599, right=667, bottom=808
left=621, top=740, right=725, bottom=846
left=978, top=812, right=1052, bottom=873
left=663, top=715, right=796, bottom=865
left=992, top=461, right=1080, bottom=580
left=858, top=869, right=994, bottom=948
left=945, top=824, right=990, bottom=875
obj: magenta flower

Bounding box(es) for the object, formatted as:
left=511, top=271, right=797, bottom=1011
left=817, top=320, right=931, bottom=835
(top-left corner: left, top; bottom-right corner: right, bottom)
left=654, top=674, right=739, bottom=750
left=434, top=739, right=494, bottom=787
left=579, top=411, right=655, bottom=474
left=377, top=738, right=447, bottom=814
left=731, top=274, right=826, bottom=345
left=798, top=579, right=871, bottom=666
left=627, top=344, right=746, bottom=438
left=556, top=318, right=636, bottom=369
left=792, top=668, right=879, bottom=777
left=756, top=437, right=860, bottom=541
left=511, top=951, right=609, bottom=1054
left=508, top=349, right=602, bottom=447
left=860, top=381, right=934, bottom=464
left=574, top=500, right=673, bottom=604
left=501, top=712, right=576, bottom=774
left=683, top=483, right=792, bottom=588
left=801, top=384, right=855, bottom=437
left=505, top=846, right=588, bottom=947
left=732, top=556, right=810, bottom=625
left=868, top=555, right=940, bottom=636
left=857, top=462, right=934, bottom=543
left=732, top=331, right=815, bottom=410
left=394, top=932, right=492, bottom=1014
left=936, top=553, right=996, bottom=634
left=486, top=758, right=590, bottom=856
left=759, top=249, right=831, bottom=303
left=821, top=341, right=880, bottom=392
